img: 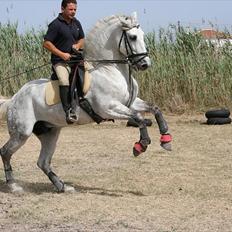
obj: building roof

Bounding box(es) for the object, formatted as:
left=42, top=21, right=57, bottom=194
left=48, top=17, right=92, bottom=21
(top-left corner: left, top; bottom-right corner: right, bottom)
left=199, top=29, right=232, bottom=39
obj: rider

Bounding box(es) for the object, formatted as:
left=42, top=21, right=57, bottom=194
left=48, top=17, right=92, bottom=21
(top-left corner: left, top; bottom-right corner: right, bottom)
left=43, top=0, right=85, bottom=124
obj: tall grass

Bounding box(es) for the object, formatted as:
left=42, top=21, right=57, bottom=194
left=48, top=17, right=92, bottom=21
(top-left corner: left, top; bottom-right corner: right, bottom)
left=0, top=23, right=50, bottom=96
left=136, top=24, right=232, bottom=112
left=1, top=22, right=232, bottom=112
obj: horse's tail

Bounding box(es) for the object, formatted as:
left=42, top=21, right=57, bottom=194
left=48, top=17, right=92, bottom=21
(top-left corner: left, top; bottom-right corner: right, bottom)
left=0, top=97, right=10, bottom=121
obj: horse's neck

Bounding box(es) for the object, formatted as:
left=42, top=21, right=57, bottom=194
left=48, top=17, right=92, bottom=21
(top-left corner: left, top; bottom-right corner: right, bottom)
left=85, top=16, right=132, bottom=81
left=91, top=64, right=133, bottom=89
left=85, top=22, right=123, bottom=61
left=116, top=63, right=131, bottom=78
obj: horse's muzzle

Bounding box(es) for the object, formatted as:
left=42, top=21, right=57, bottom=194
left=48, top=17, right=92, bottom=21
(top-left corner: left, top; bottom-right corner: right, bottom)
left=136, top=57, right=151, bottom=71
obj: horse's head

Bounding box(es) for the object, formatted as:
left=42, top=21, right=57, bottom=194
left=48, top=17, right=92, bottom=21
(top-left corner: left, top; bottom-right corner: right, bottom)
left=118, top=12, right=151, bottom=71
left=85, top=12, right=151, bottom=70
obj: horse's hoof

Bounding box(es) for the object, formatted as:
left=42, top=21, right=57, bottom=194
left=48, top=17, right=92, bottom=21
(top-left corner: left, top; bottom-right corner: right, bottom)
left=160, top=142, right=172, bottom=151
left=133, top=142, right=147, bottom=157
left=9, top=183, right=24, bottom=193
left=160, top=133, right=172, bottom=151
left=64, top=185, right=76, bottom=193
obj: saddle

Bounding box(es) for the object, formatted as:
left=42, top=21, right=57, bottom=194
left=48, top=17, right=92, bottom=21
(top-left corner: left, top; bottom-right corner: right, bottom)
left=45, top=63, right=90, bottom=106
left=45, top=59, right=104, bottom=124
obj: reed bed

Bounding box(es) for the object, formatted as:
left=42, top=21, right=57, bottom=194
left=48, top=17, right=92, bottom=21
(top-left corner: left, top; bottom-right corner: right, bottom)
left=136, top=25, right=232, bottom=112
left=1, top=23, right=232, bottom=112
left=0, top=23, right=50, bottom=96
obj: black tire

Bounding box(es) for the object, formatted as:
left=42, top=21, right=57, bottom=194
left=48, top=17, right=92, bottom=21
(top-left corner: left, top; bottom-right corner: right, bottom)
left=207, top=117, right=231, bottom=125
left=205, top=108, right=230, bottom=119
left=126, top=118, right=152, bottom=127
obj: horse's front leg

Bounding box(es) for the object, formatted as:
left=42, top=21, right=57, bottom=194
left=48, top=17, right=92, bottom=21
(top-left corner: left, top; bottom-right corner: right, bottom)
left=130, top=97, right=172, bottom=151
left=104, top=104, right=152, bottom=156
left=131, top=114, right=151, bottom=156
left=152, top=106, right=172, bottom=151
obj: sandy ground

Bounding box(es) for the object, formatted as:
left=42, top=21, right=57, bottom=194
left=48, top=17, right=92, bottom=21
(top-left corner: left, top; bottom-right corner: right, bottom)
left=0, top=114, right=232, bottom=232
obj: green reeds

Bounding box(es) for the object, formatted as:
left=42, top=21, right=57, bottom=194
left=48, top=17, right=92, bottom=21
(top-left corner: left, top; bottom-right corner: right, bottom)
left=0, top=23, right=50, bottom=96
left=1, top=23, right=232, bottom=112
left=136, top=24, right=232, bottom=112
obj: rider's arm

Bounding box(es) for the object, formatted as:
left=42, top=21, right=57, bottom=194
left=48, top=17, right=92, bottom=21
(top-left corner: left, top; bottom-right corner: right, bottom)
left=72, top=38, right=85, bottom=51
left=43, top=20, right=71, bottom=61
left=43, top=40, right=71, bottom=61
left=72, top=20, right=85, bottom=51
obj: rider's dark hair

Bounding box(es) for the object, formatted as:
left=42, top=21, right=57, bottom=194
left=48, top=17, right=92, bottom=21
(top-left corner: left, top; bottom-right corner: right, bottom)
left=61, top=0, right=77, bottom=8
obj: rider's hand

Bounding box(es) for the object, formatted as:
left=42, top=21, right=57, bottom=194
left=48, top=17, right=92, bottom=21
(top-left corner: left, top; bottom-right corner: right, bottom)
left=61, top=53, right=71, bottom=61
left=72, top=45, right=79, bottom=54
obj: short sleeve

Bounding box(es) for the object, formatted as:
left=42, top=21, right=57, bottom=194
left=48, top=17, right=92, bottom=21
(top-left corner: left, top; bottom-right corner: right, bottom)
left=76, top=20, right=85, bottom=39
left=44, top=21, right=59, bottom=42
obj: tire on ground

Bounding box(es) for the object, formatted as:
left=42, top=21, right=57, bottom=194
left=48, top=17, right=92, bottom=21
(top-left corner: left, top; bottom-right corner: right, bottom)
left=205, top=108, right=230, bottom=119
left=207, top=117, right=231, bottom=125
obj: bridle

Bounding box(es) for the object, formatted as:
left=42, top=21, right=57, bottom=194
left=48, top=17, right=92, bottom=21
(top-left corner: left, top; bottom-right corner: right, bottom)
left=118, top=25, right=149, bottom=66
left=74, top=25, right=149, bottom=66
left=117, top=25, right=149, bottom=106
left=67, top=25, right=150, bottom=107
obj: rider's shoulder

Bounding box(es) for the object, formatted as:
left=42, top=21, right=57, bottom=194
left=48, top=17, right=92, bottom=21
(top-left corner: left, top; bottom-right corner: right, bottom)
left=73, top=17, right=82, bottom=26
left=48, top=17, right=60, bottom=28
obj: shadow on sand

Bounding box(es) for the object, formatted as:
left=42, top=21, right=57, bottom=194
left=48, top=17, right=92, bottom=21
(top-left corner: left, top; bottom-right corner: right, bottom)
left=0, top=179, right=146, bottom=197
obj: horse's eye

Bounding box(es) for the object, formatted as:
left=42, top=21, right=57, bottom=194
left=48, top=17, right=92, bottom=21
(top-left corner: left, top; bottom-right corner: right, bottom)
left=129, top=35, right=137, bottom=41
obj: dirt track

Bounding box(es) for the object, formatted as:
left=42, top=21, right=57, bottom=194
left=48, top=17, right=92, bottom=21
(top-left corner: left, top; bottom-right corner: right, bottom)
left=0, top=114, right=232, bottom=232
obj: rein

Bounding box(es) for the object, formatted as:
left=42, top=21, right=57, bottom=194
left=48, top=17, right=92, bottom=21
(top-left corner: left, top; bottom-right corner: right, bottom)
left=68, top=58, right=129, bottom=65
left=0, top=63, right=50, bottom=83
left=70, top=28, right=149, bottom=107
left=2, top=27, right=148, bottom=108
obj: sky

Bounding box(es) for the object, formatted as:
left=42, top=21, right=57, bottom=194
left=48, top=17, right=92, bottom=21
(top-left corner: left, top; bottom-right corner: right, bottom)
left=1, top=0, right=232, bottom=34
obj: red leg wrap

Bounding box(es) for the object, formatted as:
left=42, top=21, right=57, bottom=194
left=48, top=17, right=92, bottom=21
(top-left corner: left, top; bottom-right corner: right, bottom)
left=160, top=133, right=172, bottom=143
left=133, top=142, right=147, bottom=157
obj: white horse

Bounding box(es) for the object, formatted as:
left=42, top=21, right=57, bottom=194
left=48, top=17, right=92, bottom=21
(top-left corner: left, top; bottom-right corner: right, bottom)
left=0, top=13, right=172, bottom=193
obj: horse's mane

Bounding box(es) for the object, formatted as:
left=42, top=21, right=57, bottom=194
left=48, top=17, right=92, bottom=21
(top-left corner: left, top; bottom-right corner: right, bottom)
left=85, top=14, right=138, bottom=60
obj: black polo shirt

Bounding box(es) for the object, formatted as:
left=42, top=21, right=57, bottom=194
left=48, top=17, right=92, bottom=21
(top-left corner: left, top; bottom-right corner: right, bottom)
left=44, top=13, right=85, bottom=65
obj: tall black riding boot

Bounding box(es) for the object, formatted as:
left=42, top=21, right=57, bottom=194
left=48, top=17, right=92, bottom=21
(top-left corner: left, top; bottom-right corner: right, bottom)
left=59, top=86, right=77, bottom=124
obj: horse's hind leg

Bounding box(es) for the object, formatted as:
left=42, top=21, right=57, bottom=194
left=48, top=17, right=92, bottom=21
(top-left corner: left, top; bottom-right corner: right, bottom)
left=0, top=134, right=29, bottom=193
left=36, top=127, right=75, bottom=193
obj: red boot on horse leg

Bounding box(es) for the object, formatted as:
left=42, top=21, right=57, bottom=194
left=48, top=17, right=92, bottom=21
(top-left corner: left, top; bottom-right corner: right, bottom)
left=133, top=124, right=151, bottom=157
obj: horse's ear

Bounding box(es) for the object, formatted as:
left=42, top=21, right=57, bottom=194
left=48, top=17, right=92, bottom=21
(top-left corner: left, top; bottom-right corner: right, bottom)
left=120, top=13, right=138, bottom=30
left=120, top=16, right=131, bottom=30
left=131, top=11, right=138, bottom=24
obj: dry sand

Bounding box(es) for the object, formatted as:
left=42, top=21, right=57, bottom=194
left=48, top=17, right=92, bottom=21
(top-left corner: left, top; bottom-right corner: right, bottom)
left=0, top=114, right=232, bottom=231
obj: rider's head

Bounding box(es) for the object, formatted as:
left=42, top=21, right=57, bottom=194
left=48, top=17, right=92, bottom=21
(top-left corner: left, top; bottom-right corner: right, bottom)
left=61, top=0, right=77, bottom=8
left=61, top=0, right=77, bottom=21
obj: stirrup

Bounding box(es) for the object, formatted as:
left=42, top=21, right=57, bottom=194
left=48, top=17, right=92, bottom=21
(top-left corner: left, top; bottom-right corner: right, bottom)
left=66, top=109, right=78, bottom=123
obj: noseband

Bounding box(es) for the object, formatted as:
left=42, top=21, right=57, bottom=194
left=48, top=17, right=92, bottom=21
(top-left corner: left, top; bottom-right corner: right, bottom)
left=118, top=26, right=149, bottom=66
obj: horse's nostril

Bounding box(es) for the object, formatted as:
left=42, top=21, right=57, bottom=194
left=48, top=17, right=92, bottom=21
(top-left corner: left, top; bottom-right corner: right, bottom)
left=141, top=63, right=148, bottom=70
